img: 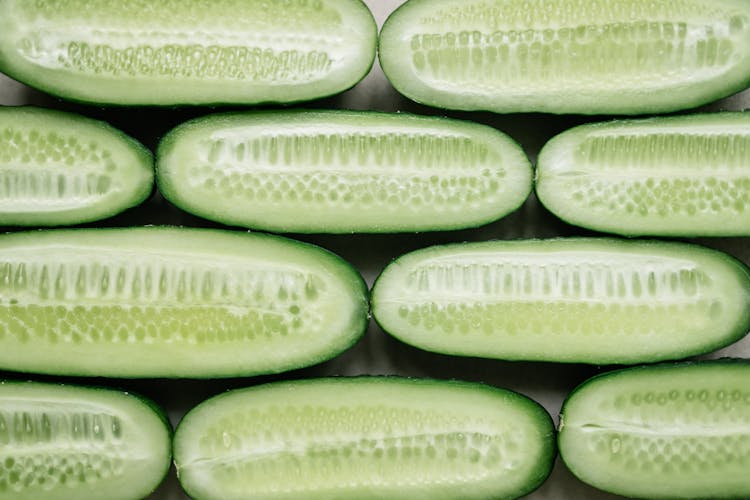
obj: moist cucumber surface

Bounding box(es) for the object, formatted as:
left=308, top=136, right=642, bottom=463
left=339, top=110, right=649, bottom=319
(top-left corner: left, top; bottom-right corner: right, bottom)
left=536, top=112, right=750, bottom=237
left=0, top=380, right=171, bottom=500
left=0, top=0, right=376, bottom=106
left=379, top=0, right=750, bottom=114
left=0, top=106, right=152, bottom=226
left=156, top=110, right=532, bottom=233
left=371, top=238, right=750, bottom=364
left=173, top=377, right=555, bottom=500
left=559, top=361, right=750, bottom=499
left=0, top=227, right=368, bottom=378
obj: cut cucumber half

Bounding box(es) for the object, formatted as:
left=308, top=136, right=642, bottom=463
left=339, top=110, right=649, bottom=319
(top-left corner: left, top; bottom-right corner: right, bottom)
left=536, top=112, right=750, bottom=237
left=173, top=377, right=555, bottom=500
left=0, top=380, right=171, bottom=500
left=0, top=106, right=153, bottom=226
left=156, top=110, right=532, bottom=233
left=559, top=360, right=750, bottom=499
left=0, top=227, right=368, bottom=378
left=379, top=0, right=750, bottom=114
left=371, top=238, right=750, bottom=364
left=0, top=0, right=376, bottom=106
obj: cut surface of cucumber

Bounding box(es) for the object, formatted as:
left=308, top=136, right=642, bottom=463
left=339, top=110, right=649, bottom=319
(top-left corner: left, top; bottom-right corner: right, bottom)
left=379, top=0, right=750, bottom=114
left=0, top=0, right=376, bottom=106
left=0, top=227, right=368, bottom=378
left=0, top=380, right=171, bottom=500
left=173, top=377, right=555, bottom=500
left=537, top=112, right=750, bottom=237
left=0, top=106, right=153, bottom=226
left=559, top=361, right=750, bottom=499
left=371, top=238, right=750, bottom=364
left=156, top=110, right=532, bottom=233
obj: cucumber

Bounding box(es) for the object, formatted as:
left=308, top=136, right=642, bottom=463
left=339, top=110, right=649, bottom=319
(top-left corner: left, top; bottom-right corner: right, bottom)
left=371, top=238, right=750, bottom=364
left=173, top=377, right=555, bottom=500
left=379, top=0, right=750, bottom=115
left=156, top=110, right=532, bottom=233
left=0, top=106, right=153, bottom=226
left=559, top=361, right=750, bottom=499
left=0, top=227, right=368, bottom=378
left=536, top=112, right=750, bottom=237
left=0, top=0, right=376, bottom=106
left=0, top=380, right=171, bottom=500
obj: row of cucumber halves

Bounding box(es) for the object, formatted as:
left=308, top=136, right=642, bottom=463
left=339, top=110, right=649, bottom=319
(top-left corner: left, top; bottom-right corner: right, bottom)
left=7, top=360, right=750, bottom=500
left=3, top=105, right=750, bottom=237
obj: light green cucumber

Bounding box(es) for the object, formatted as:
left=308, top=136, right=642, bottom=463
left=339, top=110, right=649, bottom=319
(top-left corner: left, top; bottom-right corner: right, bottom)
left=156, top=110, right=532, bottom=233
left=379, top=0, right=750, bottom=114
left=0, top=0, right=376, bottom=106
left=173, top=377, right=555, bottom=500
left=371, top=238, right=750, bottom=364
left=0, top=380, right=171, bottom=500
left=0, top=106, right=153, bottom=226
left=0, top=227, right=368, bottom=377
left=559, top=361, right=750, bottom=499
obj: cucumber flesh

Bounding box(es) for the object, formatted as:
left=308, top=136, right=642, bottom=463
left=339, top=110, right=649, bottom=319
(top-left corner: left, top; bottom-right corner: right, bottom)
left=156, top=110, right=532, bottom=233
left=379, top=0, right=750, bottom=114
left=371, top=238, right=750, bottom=364
left=0, top=106, right=153, bottom=226
left=0, top=380, right=171, bottom=500
left=173, top=377, right=555, bottom=500
left=0, top=0, right=376, bottom=106
left=0, top=227, right=368, bottom=378
left=559, top=361, right=750, bottom=499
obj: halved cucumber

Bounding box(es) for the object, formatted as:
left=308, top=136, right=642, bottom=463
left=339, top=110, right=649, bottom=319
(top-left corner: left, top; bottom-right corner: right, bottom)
left=0, top=106, right=153, bottom=226
left=173, top=377, right=555, bottom=500
left=156, top=110, right=532, bottom=233
left=536, top=112, right=750, bottom=237
left=559, top=361, right=750, bottom=499
left=0, top=227, right=368, bottom=377
left=371, top=238, right=750, bottom=364
left=0, top=380, right=171, bottom=500
left=0, top=0, right=376, bottom=106
left=379, top=0, right=750, bottom=114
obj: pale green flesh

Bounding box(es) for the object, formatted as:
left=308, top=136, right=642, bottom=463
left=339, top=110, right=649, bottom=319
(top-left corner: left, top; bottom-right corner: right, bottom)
left=0, top=106, right=153, bottom=226
left=0, top=227, right=368, bottom=377
left=0, top=381, right=170, bottom=500
left=560, top=362, right=750, bottom=499
left=536, top=113, right=750, bottom=236
left=174, top=378, right=555, bottom=500
left=371, top=239, right=750, bottom=364
left=157, top=111, right=532, bottom=233
left=0, top=0, right=376, bottom=105
left=379, top=0, right=750, bottom=114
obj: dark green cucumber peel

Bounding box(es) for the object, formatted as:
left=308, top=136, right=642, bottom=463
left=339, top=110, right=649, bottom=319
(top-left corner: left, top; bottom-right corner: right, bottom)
left=536, top=112, right=750, bottom=237
left=0, top=227, right=368, bottom=378
left=0, top=380, right=171, bottom=500
left=559, top=360, right=750, bottom=499
left=0, top=0, right=376, bottom=106
left=0, top=106, right=153, bottom=226
left=173, top=377, right=556, bottom=500
left=156, top=110, right=532, bottom=233
left=379, top=0, right=750, bottom=115
left=371, top=238, right=750, bottom=364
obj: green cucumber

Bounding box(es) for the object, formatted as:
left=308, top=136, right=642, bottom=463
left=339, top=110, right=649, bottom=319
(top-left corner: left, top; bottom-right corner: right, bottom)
left=379, top=0, right=750, bottom=114
left=536, top=112, right=750, bottom=237
left=0, top=0, right=376, bottom=106
left=156, top=110, right=532, bottom=233
left=0, top=227, right=368, bottom=378
left=0, top=106, right=153, bottom=226
left=173, top=377, right=555, bottom=500
left=559, top=361, right=750, bottom=499
left=371, top=238, right=750, bottom=364
left=0, top=380, right=171, bottom=500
